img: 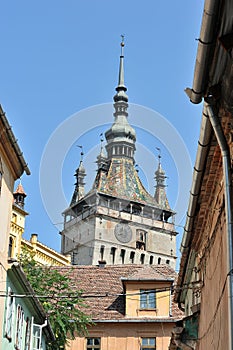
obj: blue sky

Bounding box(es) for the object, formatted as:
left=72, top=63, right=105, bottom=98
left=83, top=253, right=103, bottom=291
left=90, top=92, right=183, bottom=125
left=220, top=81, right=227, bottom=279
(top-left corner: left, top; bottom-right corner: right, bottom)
left=1, top=1, right=205, bottom=267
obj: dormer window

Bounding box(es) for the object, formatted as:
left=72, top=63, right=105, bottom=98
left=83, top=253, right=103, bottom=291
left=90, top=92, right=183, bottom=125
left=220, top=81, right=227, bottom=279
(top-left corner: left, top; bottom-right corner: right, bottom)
left=140, top=289, right=156, bottom=309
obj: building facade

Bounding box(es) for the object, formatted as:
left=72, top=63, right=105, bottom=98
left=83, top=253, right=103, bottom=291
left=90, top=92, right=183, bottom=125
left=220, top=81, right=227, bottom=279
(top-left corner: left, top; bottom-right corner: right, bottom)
left=61, top=40, right=177, bottom=269
left=2, top=263, right=54, bottom=350
left=174, top=1, right=233, bottom=349
left=9, top=182, right=71, bottom=266
left=0, top=105, right=30, bottom=341
left=55, top=264, right=183, bottom=350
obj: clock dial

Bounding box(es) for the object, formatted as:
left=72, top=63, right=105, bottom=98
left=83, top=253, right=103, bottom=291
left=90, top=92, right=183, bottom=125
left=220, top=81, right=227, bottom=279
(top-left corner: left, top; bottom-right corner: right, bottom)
left=114, top=223, right=132, bottom=243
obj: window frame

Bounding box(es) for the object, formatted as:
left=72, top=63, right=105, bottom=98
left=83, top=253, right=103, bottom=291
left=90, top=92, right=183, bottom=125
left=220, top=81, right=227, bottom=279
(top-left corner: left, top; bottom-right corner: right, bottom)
left=141, top=337, right=156, bottom=350
left=86, top=337, right=101, bottom=349
left=4, top=287, right=15, bottom=341
left=140, top=289, right=156, bottom=309
left=15, top=304, right=25, bottom=350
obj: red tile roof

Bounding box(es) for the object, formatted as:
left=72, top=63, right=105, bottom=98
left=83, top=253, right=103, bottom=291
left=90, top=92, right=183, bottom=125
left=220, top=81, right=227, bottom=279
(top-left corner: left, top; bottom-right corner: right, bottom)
left=54, top=264, right=183, bottom=321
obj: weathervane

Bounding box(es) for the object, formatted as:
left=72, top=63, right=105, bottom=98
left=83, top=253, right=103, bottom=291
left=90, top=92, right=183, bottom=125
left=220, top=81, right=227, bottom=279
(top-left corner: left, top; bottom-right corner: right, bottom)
left=121, top=34, right=125, bottom=56
left=77, top=145, right=84, bottom=161
left=156, top=147, right=161, bottom=163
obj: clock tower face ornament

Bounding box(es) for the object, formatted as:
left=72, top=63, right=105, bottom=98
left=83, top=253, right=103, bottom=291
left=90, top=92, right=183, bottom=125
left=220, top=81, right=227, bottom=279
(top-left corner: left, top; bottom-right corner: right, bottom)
left=114, top=223, right=132, bottom=243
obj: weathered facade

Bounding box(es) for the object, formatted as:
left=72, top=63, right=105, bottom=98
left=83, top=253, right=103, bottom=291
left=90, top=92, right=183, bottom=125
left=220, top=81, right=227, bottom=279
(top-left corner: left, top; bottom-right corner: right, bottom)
left=174, top=1, right=233, bottom=349
left=55, top=264, right=183, bottom=350
left=2, top=263, right=54, bottom=350
left=0, top=105, right=30, bottom=341
left=61, top=40, right=177, bottom=269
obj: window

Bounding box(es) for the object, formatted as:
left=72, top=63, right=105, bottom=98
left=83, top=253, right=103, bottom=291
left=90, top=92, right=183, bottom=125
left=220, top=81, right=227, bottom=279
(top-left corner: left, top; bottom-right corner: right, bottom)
left=140, top=290, right=156, bottom=309
left=8, top=237, right=14, bottom=258
left=149, top=256, right=154, bottom=265
left=15, top=304, right=24, bottom=350
left=86, top=337, right=101, bottom=349
left=100, top=245, right=105, bottom=260
left=166, top=259, right=170, bottom=265
left=24, top=317, right=31, bottom=350
left=140, top=253, right=145, bottom=264
left=130, top=251, right=135, bottom=263
left=136, top=229, right=146, bottom=250
left=141, top=337, right=156, bottom=350
left=32, top=321, right=42, bottom=350
left=120, top=249, right=125, bottom=264
left=110, top=247, right=116, bottom=264
left=4, top=287, right=15, bottom=341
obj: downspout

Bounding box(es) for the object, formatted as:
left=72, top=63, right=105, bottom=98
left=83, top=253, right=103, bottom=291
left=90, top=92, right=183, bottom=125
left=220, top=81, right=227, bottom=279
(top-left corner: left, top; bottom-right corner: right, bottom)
left=206, top=99, right=233, bottom=350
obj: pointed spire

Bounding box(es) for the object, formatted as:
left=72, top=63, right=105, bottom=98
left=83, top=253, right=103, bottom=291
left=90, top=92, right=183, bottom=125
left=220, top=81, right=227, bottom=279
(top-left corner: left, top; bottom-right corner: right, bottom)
left=114, top=35, right=128, bottom=103
left=14, top=179, right=27, bottom=209
left=105, top=36, right=136, bottom=160
left=70, top=147, right=86, bottom=205
left=96, top=133, right=107, bottom=170
left=154, top=150, right=170, bottom=210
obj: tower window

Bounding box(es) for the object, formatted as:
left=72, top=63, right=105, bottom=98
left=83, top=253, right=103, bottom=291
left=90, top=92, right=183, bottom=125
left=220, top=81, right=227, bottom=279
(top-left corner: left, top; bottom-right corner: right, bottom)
left=149, top=256, right=154, bottom=265
left=130, top=251, right=135, bottom=263
left=100, top=245, right=105, bottom=261
left=140, top=253, right=145, bottom=264
left=136, top=229, right=146, bottom=250
left=110, top=247, right=116, bottom=264
left=120, top=249, right=125, bottom=264
left=166, top=259, right=170, bottom=265
left=158, top=257, right=161, bottom=264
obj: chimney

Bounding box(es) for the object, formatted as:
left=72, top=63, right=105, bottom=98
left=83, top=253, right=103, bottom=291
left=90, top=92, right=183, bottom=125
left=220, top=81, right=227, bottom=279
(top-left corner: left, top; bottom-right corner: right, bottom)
left=98, top=260, right=106, bottom=268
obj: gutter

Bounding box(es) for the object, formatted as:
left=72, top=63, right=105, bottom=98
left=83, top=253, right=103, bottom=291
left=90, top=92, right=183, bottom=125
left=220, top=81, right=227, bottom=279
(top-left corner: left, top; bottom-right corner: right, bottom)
left=185, top=0, right=219, bottom=104
left=175, top=107, right=212, bottom=304
left=92, top=318, right=180, bottom=323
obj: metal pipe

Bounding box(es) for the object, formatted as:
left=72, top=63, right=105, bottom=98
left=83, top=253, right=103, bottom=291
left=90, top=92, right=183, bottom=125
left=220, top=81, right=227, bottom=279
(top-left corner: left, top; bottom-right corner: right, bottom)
left=206, top=101, right=233, bottom=350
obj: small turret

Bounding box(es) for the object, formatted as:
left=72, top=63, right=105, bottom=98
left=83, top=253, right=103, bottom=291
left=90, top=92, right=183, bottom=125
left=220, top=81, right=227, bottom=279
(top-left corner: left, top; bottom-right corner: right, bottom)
left=70, top=147, right=86, bottom=205
left=13, top=180, right=27, bottom=209
left=96, top=134, right=108, bottom=171
left=154, top=151, right=170, bottom=210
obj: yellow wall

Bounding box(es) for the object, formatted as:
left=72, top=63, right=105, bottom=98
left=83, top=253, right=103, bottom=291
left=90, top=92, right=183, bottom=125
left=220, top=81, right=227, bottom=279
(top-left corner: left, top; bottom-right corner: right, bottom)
left=125, top=281, right=171, bottom=318
left=9, top=203, right=71, bottom=266
left=67, top=322, right=174, bottom=350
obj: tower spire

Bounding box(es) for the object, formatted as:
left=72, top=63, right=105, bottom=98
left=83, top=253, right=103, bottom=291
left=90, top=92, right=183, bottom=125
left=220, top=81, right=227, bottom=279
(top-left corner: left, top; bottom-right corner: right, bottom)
left=105, top=36, right=136, bottom=160
left=114, top=35, right=128, bottom=103
left=154, top=149, right=170, bottom=210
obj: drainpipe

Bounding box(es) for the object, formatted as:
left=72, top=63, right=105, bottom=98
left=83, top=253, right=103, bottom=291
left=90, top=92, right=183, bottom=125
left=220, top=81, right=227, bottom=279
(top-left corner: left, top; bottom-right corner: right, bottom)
left=206, top=99, right=233, bottom=350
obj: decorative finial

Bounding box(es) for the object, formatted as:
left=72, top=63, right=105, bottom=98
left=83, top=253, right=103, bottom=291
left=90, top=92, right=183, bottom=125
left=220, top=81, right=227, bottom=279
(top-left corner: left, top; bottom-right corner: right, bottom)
left=121, top=34, right=125, bottom=56
left=156, top=147, right=161, bottom=164
left=77, top=145, right=84, bottom=161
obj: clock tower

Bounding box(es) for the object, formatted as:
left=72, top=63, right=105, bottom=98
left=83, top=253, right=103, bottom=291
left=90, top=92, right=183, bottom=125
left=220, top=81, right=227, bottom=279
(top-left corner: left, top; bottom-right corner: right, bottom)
left=61, top=39, right=177, bottom=268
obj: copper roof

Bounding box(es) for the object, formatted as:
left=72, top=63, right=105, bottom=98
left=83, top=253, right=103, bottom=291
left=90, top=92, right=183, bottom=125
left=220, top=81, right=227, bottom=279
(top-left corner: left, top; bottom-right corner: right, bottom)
left=55, top=264, right=183, bottom=321
left=14, top=182, right=27, bottom=196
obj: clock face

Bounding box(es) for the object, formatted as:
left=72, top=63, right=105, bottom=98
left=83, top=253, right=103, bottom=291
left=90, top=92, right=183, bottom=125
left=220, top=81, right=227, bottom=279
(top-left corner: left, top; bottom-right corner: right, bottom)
left=114, top=223, right=132, bottom=243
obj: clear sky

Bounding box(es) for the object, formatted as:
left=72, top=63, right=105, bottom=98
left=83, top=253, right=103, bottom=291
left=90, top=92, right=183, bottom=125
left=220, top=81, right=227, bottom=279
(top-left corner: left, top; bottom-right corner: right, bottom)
left=1, top=1, right=205, bottom=268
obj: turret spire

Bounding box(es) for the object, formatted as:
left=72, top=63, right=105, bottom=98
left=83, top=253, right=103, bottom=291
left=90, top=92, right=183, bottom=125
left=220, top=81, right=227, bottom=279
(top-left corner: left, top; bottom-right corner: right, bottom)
left=154, top=149, right=171, bottom=210
left=70, top=146, right=86, bottom=205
